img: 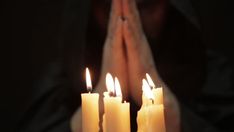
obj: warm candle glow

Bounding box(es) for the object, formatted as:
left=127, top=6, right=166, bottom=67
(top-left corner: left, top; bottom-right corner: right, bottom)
left=146, top=73, right=155, bottom=88
left=82, top=68, right=99, bottom=132
left=86, top=68, right=92, bottom=92
left=142, top=79, right=154, bottom=100
left=106, top=73, right=115, bottom=95
left=115, top=77, right=122, bottom=97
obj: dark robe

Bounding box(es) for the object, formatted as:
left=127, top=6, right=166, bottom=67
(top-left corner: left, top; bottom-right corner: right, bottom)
left=18, top=0, right=234, bottom=131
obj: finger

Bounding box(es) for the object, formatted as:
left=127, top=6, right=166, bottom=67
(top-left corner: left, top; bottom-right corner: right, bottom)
left=112, top=18, right=123, bottom=48
left=123, top=20, right=137, bottom=50
left=123, top=0, right=142, bottom=33
left=107, top=0, right=122, bottom=37
left=123, top=20, right=135, bottom=49
left=102, top=18, right=123, bottom=72
left=123, top=0, right=139, bottom=20
left=106, top=17, right=123, bottom=49
left=112, top=0, right=122, bottom=16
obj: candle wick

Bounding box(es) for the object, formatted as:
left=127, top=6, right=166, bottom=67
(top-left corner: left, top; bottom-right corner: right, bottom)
left=151, top=86, right=156, bottom=90
left=87, top=87, right=92, bottom=93
left=109, top=92, right=115, bottom=97
left=151, top=99, right=154, bottom=104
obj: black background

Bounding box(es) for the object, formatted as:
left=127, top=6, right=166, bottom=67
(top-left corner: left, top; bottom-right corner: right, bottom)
left=5, top=0, right=234, bottom=131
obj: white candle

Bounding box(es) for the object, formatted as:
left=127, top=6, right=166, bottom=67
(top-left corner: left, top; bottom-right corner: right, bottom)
left=103, top=73, right=130, bottom=132
left=81, top=68, right=99, bottom=132
left=137, top=78, right=166, bottom=132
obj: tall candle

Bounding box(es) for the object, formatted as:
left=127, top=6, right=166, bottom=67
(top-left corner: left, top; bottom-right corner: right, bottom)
left=137, top=79, right=166, bottom=132
left=103, top=73, right=130, bottom=132
left=81, top=68, right=99, bottom=132
left=115, top=77, right=131, bottom=132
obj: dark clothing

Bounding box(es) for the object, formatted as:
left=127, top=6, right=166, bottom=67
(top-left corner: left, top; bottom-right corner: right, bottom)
left=18, top=0, right=234, bottom=131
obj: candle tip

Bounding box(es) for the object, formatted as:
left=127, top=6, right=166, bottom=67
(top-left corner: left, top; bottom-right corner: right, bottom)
left=106, top=73, right=115, bottom=94
left=115, top=77, right=122, bottom=97
left=146, top=73, right=156, bottom=89
left=86, top=68, right=92, bottom=92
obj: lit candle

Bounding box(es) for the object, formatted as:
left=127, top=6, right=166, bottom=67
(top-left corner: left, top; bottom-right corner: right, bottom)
left=146, top=73, right=163, bottom=104
left=137, top=79, right=166, bottom=132
left=103, top=73, right=131, bottom=132
left=115, top=77, right=131, bottom=132
left=81, top=68, right=99, bottom=132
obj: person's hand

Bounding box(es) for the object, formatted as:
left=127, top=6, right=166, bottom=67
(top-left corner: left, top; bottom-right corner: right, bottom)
left=96, top=0, right=127, bottom=97
left=122, top=0, right=155, bottom=105
left=122, top=0, right=180, bottom=131
left=71, top=0, right=127, bottom=131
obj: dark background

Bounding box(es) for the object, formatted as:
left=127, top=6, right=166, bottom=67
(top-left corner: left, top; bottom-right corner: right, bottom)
left=5, top=0, right=234, bottom=131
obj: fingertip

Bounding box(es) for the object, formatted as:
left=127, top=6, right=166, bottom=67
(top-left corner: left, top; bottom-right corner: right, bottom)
left=112, top=17, right=123, bottom=47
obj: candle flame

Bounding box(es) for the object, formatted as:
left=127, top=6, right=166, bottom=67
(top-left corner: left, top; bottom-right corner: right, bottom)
left=115, top=77, right=122, bottom=97
left=86, top=68, right=92, bottom=92
left=142, top=79, right=154, bottom=100
left=146, top=73, right=155, bottom=88
left=106, top=73, right=115, bottom=94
